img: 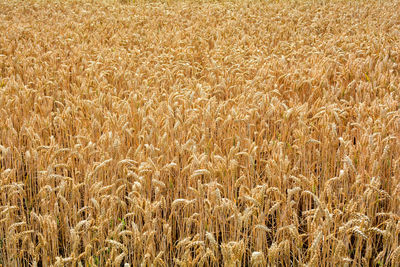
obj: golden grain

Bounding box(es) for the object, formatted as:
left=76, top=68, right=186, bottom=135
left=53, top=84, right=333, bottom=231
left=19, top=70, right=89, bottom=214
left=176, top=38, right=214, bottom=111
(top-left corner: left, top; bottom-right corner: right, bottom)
left=0, top=0, right=400, bottom=265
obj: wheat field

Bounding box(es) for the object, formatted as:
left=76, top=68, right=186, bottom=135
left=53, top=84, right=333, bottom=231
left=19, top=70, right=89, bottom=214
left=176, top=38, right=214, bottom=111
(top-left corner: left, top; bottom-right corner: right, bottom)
left=0, top=0, right=400, bottom=266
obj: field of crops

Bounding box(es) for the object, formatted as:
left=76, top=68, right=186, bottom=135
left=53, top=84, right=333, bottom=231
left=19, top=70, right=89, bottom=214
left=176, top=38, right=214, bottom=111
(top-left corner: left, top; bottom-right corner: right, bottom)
left=1, top=0, right=400, bottom=266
